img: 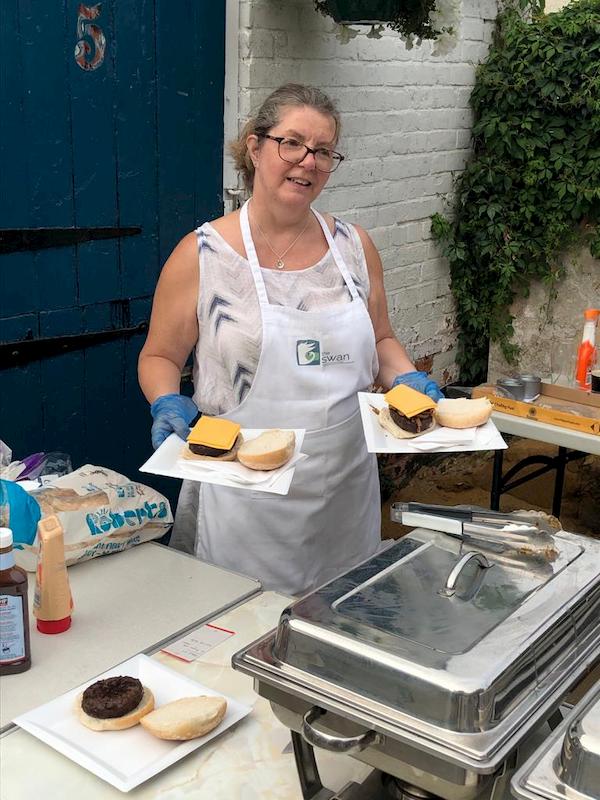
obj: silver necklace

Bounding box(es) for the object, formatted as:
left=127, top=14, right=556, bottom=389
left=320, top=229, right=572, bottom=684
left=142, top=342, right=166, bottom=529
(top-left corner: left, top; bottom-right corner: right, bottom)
left=252, top=211, right=311, bottom=269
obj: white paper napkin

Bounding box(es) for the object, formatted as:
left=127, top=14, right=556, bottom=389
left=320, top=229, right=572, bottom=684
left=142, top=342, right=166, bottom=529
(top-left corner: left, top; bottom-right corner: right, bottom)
left=183, top=450, right=308, bottom=486
left=402, top=423, right=477, bottom=451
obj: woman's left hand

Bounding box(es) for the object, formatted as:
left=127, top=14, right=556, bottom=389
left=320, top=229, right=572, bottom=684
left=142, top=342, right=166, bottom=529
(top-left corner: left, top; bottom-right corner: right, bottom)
left=392, top=371, right=444, bottom=401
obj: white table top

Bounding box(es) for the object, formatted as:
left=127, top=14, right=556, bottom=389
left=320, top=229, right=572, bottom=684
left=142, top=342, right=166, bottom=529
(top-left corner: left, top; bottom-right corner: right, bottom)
left=0, top=543, right=260, bottom=729
left=492, top=412, right=600, bottom=456
left=1, top=591, right=373, bottom=799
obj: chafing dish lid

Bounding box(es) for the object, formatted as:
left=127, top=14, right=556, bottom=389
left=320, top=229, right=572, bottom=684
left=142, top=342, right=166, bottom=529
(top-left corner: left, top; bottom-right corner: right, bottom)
left=329, top=539, right=549, bottom=653
left=512, top=680, right=600, bottom=800
left=269, top=530, right=599, bottom=734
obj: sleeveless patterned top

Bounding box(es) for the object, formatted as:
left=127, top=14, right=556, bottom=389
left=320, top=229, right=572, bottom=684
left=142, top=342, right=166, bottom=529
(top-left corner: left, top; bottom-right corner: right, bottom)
left=192, top=217, right=371, bottom=416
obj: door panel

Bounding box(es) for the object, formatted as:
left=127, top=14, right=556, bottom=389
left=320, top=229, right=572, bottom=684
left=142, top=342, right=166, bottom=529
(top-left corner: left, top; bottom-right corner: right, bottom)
left=69, top=0, right=121, bottom=307
left=115, top=0, right=160, bottom=300
left=1, top=1, right=226, bottom=507
left=20, top=2, right=78, bottom=317
left=155, top=0, right=227, bottom=261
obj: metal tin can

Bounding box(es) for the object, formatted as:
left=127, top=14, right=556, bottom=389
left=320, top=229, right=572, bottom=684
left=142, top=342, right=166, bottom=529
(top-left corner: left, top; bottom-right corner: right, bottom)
left=497, top=377, right=526, bottom=401
left=517, top=373, right=542, bottom=401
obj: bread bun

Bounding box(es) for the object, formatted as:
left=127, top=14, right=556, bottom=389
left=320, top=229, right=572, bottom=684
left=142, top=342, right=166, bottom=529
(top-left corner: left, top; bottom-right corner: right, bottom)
left=237, top=430, right=295, bottom=471
left=76, top=686, right=154, bottom=731
left=181, top=434, right=242, bottom=462
left=434, top=397, right=492, bottom=429
left=378, top=406, right=436, bottom=439
left=140, top=695, right=227, bottom=741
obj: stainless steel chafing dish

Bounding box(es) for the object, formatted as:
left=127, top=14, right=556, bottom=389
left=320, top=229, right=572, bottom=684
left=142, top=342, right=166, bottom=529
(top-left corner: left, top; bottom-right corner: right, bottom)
left=232, top=507, right=600, bottom=800
left=512, top=680, right=600, bottom=800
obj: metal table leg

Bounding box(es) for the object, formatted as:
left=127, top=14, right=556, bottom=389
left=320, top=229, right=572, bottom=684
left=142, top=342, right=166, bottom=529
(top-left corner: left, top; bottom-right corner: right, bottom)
left=552, top=447, right=567, bottom=518
left=490, top=443, right=585, bottom=518
left=490, top=449, right=504, bottom=511
left=291, top=731, right=335, bottom=800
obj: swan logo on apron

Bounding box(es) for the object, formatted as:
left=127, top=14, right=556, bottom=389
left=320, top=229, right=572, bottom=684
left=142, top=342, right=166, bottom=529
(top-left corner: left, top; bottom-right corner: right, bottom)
left=296, top=339, right=321, bottom=365
left=296, top=339, right=354, bottom=367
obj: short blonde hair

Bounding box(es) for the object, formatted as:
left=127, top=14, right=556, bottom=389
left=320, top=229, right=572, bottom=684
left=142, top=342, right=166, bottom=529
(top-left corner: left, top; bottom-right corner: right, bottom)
left=229, top=83, right=341, bottom=191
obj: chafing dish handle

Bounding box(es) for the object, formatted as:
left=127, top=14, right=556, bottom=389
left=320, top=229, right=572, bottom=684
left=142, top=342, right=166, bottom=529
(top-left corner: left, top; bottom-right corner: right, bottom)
left=301, top=707, right=384, bottom=754
left=439, top=551, right=492, bottom=597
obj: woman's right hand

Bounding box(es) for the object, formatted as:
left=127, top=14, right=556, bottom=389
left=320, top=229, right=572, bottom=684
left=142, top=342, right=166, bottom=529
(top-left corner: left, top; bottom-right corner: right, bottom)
left=150, top=394, right=200, bottom=450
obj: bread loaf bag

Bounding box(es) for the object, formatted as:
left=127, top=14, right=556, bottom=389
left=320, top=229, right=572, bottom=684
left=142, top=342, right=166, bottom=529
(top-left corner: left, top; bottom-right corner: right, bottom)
left=13, top=465, right=173, bottom=571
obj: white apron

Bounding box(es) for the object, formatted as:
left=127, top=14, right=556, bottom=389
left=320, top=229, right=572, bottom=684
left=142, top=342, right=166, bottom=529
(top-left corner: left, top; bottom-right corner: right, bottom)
left=173, top=200, right=381, bottom=596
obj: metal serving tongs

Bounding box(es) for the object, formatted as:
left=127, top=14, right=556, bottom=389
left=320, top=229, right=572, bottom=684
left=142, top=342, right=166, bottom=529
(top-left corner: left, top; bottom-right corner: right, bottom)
left=390, top=502, right=559, bottom=562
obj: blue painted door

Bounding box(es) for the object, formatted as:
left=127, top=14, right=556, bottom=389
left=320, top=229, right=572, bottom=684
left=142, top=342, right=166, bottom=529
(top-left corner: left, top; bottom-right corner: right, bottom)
left=1, top=2, right=225, bottom=502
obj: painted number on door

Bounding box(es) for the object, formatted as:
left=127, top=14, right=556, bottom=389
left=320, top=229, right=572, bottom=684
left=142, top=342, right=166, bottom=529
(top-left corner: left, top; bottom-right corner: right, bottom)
left=74, top=3, right=106, bottom=71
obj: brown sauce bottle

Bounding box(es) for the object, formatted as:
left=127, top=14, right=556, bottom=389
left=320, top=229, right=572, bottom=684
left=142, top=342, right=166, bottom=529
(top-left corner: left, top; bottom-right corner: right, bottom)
left=0, top=527, right=31, bottom=674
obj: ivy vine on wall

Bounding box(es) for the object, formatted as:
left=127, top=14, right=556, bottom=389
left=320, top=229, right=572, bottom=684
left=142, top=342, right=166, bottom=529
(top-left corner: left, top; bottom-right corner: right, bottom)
left=431, top=0, right=600, bottom=383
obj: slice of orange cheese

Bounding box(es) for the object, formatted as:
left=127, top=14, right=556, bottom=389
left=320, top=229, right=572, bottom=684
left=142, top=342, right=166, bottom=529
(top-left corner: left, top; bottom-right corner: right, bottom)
left=187, top=416, right=241, bottom=450
left=383, top=384, right=437, bottom=418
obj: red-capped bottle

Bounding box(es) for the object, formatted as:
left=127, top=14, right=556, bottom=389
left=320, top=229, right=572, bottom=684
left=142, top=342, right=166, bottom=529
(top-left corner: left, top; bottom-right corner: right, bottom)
left=0, top=527, right=32, bottom=674
left=33, top=515, right=73, bottom=634
left=576, top=309, right=599, bottom=390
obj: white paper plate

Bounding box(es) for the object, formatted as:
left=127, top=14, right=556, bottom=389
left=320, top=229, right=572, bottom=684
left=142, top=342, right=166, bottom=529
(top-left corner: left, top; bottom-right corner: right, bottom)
left=358, top=392, right=507, bottom=453
left=139, top=429, right=306, bottom=495
left=13, top=654, right=251, bottom=793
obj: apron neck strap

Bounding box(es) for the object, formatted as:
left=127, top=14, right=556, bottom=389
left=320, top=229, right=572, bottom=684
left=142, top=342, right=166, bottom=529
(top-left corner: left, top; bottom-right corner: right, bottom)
left=240, top=200, right=269, bottom=306
left=311, top=208, right=359, bottom=300
left=240, top=199, right=360, bottom=304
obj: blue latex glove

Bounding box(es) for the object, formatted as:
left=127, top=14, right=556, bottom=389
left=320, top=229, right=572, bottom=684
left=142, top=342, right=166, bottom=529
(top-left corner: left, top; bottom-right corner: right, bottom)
left=0, top=479, right=41, bottom=547
left=150, top=393, right=200, bottom=450
left=392, top=370, right=444, bottom=401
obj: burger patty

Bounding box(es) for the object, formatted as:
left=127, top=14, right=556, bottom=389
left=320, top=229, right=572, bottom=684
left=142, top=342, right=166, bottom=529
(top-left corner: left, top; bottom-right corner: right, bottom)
left=390, top=406, right=434, bottom=434
left=82, top=676, right=143, bottom=719
left=189, top=440, right=235, bottom=457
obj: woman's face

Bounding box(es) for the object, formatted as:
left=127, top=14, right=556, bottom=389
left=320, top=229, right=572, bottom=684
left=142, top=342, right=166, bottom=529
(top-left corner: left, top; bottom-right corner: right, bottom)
left=248, top=105, right=338, bottom=208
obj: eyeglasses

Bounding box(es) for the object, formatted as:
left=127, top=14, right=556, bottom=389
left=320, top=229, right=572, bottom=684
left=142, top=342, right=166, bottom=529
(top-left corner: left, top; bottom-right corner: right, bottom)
left=259, top=134, right=345, bottom=173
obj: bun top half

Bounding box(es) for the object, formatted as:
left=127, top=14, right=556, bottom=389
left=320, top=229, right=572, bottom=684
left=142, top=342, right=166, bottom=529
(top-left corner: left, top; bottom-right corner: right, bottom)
left=237, top=429, right=295, bottom=471
left=140, top=695, right=227, bottom=741
left=434, top=397, right=492, bottom=428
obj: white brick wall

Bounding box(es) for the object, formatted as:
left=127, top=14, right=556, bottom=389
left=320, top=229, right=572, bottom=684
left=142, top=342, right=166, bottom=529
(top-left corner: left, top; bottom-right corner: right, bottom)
left=236, top=0, right=498, bottom=383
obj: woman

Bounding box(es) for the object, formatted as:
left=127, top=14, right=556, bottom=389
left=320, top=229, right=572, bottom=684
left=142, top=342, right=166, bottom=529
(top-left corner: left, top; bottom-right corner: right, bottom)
left=138, top=84, right=442, bottom=596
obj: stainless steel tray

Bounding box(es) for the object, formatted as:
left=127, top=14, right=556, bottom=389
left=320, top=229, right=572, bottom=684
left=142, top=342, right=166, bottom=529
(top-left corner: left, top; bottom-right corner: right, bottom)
left=234, top=528, right=600, bottom=772
left=512, top=680, right=600, bottom=800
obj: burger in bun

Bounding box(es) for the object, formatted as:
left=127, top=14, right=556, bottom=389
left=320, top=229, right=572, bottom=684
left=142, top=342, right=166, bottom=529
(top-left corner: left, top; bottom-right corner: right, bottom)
left=76, top=676, right=154, bottom=731
left=184, top=415, right=242, bottom=462
left=434, top=397, right=493, bottom=429
left=378, top=384, right=437, bottom=439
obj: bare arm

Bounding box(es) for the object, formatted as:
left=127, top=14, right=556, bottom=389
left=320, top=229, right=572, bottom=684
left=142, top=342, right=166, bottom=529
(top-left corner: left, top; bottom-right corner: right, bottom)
left=355, top=225, right=415, bottom=390
left=138, top=232, right=200, bottom=403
